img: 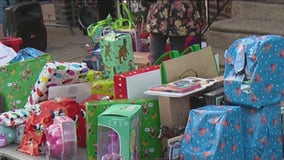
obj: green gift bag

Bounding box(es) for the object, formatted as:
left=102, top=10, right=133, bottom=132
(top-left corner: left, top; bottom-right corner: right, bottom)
left=0, top=54, right=53, bottom=111
left=86, top=99, right=163, bottom=160
left=100, top=32, right=135, bottom=79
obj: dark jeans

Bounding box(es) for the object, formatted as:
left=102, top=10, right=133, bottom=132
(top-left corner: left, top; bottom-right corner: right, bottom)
left=150, top=33, right=186, bottom=65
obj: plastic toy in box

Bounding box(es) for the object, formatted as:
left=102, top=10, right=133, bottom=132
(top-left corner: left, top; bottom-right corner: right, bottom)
left=180, top=105, right=244, bottom=160
left=85, top=99, right=163, bottom=160
left=45, top=116, right=77, bottom=160
left=97, top=104, right=141, bottom=160
left=224, top=35, right=284, bottom=108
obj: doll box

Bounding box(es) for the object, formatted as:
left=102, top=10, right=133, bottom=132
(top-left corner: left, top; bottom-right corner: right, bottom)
left=97, top=104, right=141, bottom=160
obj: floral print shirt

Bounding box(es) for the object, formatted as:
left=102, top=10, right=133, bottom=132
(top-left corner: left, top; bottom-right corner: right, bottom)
left=146, top=0, right=200, bottom=36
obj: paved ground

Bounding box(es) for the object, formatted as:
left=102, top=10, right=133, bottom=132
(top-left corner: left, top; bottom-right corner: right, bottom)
left=45, top=25, right=93, bottom=62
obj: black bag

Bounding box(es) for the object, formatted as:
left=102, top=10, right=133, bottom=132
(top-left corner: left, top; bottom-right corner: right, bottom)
left=5, top=1, right=47, bottom=51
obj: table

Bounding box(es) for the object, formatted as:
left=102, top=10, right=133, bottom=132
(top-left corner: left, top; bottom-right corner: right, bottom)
left=0, top=144, right=87, bottom=160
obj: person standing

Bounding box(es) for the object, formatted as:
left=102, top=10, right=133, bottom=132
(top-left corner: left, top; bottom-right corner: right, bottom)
left=146, top=0, right=202, bottom=65
left=0, top=0, right=16, bottom=36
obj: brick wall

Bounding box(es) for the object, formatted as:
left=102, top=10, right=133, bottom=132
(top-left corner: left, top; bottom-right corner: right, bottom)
left=207, top=0, right=232, bottom=23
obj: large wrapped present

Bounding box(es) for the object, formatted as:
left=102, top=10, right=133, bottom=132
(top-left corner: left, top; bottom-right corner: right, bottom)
left=0, top=54, right=52, bottom=111
left=240, top=103, right=283, bottom=159
left=224, top=35, right=284, bottom=108
left=18, top=98, right=80, bottom=156
left=114, top=65, right=161, bottom=99
left=86, top=99, right=163, bottom=160
left=24, top=61, right=89, bottom=112
left=100, top=32, right=135, bottom=79
left=180, top=105, right=244, bottom=160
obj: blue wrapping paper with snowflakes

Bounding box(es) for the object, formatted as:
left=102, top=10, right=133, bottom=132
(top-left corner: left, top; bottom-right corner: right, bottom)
left=179, top=105, right=244, bottom=160
left=224, top=35, right=284, bottom=108
left=241, top=103, right=282, bottom=160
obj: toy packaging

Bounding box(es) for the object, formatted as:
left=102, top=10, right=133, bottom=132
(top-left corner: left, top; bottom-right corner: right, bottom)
left=97, top=104, right=141, bottom=160
left=45, top=116, right=77, bottom=160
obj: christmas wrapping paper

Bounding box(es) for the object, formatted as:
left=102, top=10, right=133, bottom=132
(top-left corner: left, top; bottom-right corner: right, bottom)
left=86, top=99, right=163, bottom=160
left=224, top=35, right=284, bottom=108
left=77, top=94, right=113, bottom=148
left=103, top=29, right=142, bottom=52
left=0, top=54, right=53, bottom=111
left=100, top=32, right=135, bottom=79
left=24, top=61, right=89, bottom=112
left=180, top=105, right=244, bottom=160
left=18, top=98, right=80, bottom=156
left=91, top=79, right=115, bottom=97
left=0, top=108, right=28, bottom=127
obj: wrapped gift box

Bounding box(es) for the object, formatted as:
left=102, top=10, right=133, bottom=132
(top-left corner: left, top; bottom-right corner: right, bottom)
left=240, top=103, right=283, bottom=159
left=0, top=54, right=52, bottom=111
left=86, top=99, right=163, bottom=160
left=180, top=105, right=244, bottom=160
left=114, top=65, right=161, bottom=99
left=100, top=32, right=135, bottom=79
left=224, top=35, right=284, bottom=108
left=24, top=61, right=89, bottom=112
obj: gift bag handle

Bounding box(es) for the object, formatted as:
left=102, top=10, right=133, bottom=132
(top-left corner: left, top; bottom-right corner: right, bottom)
left=113, top=2, right=135, bottom=29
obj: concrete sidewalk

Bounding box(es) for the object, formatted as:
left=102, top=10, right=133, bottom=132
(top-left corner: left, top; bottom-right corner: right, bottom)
left=45, top=25, right=93, bottom=62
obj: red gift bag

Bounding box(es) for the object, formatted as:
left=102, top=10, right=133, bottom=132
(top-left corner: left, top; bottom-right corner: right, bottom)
left=18, top=98, right=80, bottom=156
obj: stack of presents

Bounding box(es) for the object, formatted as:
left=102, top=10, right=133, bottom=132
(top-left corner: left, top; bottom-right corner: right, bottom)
left=0, top=3, right=284, bottom=160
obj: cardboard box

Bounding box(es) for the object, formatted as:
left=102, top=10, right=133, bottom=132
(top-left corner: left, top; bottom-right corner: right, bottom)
left=157, top=76, right=224, bottom=127
left=114, top=65, right=161, bottom=99
left=134, top=52, right=150, bottom=69
left=97, top=104, right=141, bottom=160
left=162, top=46, right=219, bottom=84
left=41, top=3, right=56, bottom=24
